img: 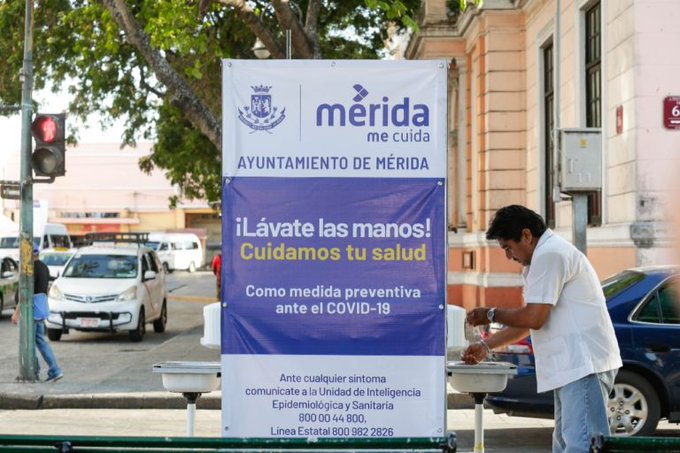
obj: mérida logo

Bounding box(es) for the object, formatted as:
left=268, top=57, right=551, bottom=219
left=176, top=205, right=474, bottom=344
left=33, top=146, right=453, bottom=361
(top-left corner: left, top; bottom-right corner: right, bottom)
left=315, top=85, right=431, bottom=143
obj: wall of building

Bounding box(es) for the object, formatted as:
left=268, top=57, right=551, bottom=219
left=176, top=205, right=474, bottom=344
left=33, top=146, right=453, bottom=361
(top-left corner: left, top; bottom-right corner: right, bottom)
left=407, top=0, right=679, bottom=310
left=631, top=0, right=680, bottom=264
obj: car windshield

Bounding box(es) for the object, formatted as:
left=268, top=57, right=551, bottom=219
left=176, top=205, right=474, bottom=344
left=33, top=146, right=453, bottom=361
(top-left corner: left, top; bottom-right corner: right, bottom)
left=144, top=241, right=160, bottom=250
left=63, top=254, right=138, bottom=278
left=0, top=237, right=40, bottom=248
left=601, top=270, right=646, bottom=300
left=41, top=253, right=73, bottom=266
left=0, top=237, right=18, bottom=248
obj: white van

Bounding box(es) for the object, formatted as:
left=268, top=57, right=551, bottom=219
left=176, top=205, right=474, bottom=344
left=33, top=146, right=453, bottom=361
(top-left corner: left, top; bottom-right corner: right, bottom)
left=0, top=223, right=72, bottom=262
left=146, top=233, right=204, bottom=273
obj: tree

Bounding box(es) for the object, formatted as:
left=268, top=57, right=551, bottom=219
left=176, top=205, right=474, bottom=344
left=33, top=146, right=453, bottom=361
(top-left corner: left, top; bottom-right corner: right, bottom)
left=0, top=0, right=419, bottom=204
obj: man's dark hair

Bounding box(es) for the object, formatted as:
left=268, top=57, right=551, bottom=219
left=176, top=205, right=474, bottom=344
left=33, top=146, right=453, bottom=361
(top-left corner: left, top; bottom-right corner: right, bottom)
left=485, top=205, right=547, bottom=242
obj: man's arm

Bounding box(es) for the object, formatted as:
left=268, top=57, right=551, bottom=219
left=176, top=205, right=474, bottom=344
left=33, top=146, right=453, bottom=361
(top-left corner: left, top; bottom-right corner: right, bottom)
left=467, top=303, right=551, bottom=330
left=461, top=326, right=529, bottom=364
left=461, top=303, right=550, bottom=364
left=11, top=306, right=19, bottom=325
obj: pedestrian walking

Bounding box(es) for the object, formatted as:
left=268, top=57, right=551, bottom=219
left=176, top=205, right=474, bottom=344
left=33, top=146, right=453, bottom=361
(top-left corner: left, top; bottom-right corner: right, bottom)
left=11, top=246, right=63, bottom=382
left=462, top=205, right=621, bottom=453
left=211, top=252, right=221, bottom=300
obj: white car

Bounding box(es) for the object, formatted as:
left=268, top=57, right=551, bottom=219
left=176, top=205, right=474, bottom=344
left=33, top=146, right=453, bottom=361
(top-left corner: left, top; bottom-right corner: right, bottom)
left=45, top=245, right=167, bottom=342
left=40, top=248, right=76, bottom=280
left=0, top=256, right=19, bottom=316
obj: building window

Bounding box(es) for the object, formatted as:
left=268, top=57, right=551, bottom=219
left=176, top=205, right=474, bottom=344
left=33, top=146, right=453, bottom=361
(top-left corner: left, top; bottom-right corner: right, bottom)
left=585, top=1, right=602, bottom=226
left=543, top=42, right=555, bottom=228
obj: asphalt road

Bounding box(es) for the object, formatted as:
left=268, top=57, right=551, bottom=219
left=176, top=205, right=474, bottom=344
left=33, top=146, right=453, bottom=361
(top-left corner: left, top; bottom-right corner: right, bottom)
left=0, top=271, right=219, bottom=400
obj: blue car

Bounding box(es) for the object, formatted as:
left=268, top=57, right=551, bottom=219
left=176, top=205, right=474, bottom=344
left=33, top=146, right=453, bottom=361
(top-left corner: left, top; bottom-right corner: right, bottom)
left=485, top=266, right=680, bottom=437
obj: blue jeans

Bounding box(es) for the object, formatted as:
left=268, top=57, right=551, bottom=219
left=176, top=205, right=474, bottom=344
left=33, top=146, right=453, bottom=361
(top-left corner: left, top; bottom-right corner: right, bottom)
left=35, top=321, right=62, bottom=380
left=552, top=370, right=617, bottom=453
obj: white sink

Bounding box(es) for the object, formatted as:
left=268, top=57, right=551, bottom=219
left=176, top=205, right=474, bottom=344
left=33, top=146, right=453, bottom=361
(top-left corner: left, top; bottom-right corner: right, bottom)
left=152, top=361, right=221, bottom=393
left=447, top=361, right=517, bottom=393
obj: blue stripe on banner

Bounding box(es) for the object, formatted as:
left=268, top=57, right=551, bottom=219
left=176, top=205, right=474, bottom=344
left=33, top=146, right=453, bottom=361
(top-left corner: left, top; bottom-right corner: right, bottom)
left=221, top=177, right=445, bottom=356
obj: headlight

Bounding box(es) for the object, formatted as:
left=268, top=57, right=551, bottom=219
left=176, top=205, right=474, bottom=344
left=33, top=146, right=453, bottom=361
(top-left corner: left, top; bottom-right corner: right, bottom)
left=117, top=286, right=137, bottom=302
left=48, top=285, right=64, bottom=301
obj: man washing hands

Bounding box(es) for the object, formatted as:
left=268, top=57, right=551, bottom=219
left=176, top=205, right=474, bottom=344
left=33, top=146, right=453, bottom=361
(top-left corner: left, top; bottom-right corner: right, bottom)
left=461, top=205, right=621, bottom=453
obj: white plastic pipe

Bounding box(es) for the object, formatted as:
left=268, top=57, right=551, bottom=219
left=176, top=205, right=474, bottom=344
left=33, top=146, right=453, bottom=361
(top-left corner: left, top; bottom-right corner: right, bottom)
left=186, top=402, right=196, bottom=437
left=474, top=402, right=484, bottom=453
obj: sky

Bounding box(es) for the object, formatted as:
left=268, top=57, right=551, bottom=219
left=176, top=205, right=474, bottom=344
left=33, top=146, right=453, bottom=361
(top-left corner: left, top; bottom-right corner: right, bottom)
left=0, top=88, right=130, bottom=175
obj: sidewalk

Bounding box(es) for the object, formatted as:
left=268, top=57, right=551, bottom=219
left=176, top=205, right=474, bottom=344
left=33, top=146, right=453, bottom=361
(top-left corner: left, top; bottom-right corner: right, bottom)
left=0, top=323, right=221, bottom=410
left=0, top=407, right=555, bottom=452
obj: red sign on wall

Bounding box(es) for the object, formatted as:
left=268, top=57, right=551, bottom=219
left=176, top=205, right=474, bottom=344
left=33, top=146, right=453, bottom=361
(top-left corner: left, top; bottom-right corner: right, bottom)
left=616, top=105, right=623, bottom=134
left=664, top=96, right=680, bottom=130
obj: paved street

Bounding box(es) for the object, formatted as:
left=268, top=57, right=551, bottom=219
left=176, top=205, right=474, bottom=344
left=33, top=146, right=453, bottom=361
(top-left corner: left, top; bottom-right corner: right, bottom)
left=0, top=271, right=219, bottom=404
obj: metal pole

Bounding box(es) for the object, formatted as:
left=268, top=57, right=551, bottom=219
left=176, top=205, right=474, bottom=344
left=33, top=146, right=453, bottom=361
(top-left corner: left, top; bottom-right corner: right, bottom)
left=182, top=392, right=200, bottom=437
left=572, top=193, right=588, bottom=255
left=553, top=0, right=561, bottom=204
left=286, top=29, right=291, bottom=59
left=186, top=402, right=196, bottom=436
left=472, top=394, right=485, bottom=453
left=18, top=0, right=36, bottom=381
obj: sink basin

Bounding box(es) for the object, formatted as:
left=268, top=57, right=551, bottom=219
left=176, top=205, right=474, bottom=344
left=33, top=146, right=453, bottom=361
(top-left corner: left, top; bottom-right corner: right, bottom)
left=152, top=361, right=221, bottom=393
left=447, top=361, right=517, bottom=393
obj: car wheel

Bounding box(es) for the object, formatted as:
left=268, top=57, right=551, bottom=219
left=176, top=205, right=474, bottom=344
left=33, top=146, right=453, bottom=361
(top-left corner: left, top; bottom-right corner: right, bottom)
left=163, top=262, right=171, bottom=273
left=188, top=261, right=196, bottom=273
left=129, top=308, right=146, bottom=342
left=153, top=301, right=167, bottom=333
left=47, top=328, right=62, bottom=341
left=0, top=294, right=4, bottom=319
left=608, top=370, right=661, bottom=437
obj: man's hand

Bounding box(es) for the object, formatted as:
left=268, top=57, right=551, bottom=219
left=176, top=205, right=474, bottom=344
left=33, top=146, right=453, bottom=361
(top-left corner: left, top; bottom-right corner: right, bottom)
left=461, top=342, right=488, bottom=364
left=466, top=307, right=491, bottom=327
left=11, top=307, right=19, bottom=325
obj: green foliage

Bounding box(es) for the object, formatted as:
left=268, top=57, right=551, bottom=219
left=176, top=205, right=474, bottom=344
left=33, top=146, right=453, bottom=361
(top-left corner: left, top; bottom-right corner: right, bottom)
left=445, top=0, right=484, bottom=17
left=140, top=102, right=221, bottom=203
left=0, top=0, right=420, bottom=205
left=446, top=0, right=463, bottom=13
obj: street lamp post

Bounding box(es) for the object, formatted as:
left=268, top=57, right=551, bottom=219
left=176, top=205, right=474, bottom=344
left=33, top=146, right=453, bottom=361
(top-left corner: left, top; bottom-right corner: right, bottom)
left=251, top=1, right=300, bottom=60
left=252, top=38, right=270, bottom=59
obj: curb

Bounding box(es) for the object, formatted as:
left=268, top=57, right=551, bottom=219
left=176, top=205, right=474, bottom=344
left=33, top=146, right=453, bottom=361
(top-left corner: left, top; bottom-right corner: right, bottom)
left=167, top=295, right=217, bottom=303
left=0, top=392, right=222, bottom=410
left=0, top=391, right=472, bottom=411
left=448, top=391, right=474, bottom=410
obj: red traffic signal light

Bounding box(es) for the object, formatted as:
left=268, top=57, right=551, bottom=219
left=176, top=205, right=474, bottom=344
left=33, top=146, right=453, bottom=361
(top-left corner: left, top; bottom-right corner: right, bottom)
left=31, top=113, right=66, bottom=177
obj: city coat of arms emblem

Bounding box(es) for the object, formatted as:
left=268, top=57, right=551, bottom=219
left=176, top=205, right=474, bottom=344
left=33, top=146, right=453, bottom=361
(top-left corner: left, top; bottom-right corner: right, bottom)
left=238, top=85, right=286, bottom=132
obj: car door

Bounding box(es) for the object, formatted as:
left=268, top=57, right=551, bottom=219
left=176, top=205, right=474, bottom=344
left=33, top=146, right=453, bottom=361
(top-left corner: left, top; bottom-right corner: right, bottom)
left=630, top=276, right=680, bottom=416
left=156, top=241, right=171, bottom=269
left=141, top=251, right=162, bottom=318
left=0, top=257, right=19, bottom=309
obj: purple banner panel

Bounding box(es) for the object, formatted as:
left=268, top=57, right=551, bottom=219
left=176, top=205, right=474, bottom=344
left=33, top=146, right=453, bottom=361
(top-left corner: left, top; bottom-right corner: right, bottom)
left=221, top=177, right=445, bottom=356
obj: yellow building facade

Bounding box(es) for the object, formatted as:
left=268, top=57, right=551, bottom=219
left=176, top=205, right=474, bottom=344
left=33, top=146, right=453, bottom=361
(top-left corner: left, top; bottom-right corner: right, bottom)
left=406, top=0, right=680, bottom=310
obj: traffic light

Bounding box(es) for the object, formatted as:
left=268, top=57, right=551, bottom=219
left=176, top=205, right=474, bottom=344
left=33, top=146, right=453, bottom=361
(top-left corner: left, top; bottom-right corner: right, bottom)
left=31, top=113, right=66, bottom=177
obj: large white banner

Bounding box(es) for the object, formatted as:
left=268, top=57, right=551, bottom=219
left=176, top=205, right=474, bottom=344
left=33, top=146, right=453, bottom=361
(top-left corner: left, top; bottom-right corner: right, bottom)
left=221, top=60, right=447, bottom=438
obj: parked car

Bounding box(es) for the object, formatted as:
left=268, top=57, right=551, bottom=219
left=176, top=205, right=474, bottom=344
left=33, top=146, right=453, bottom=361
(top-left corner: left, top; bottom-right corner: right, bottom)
left=0, top=223, right=72, bottom=262
left=485, top=266, right=680, bottom=437
left=45, top=244, right=168, bottom=342
left=146, top=232, right=204, bottom=273
left=0, top=256, right=19, bottom=316
left=40, top=247, right=76, bottom=280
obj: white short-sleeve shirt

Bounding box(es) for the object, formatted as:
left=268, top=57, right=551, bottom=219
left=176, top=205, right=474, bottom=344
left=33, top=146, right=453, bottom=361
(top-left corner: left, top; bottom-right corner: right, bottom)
left=524, top=230, right=622, bottom=392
